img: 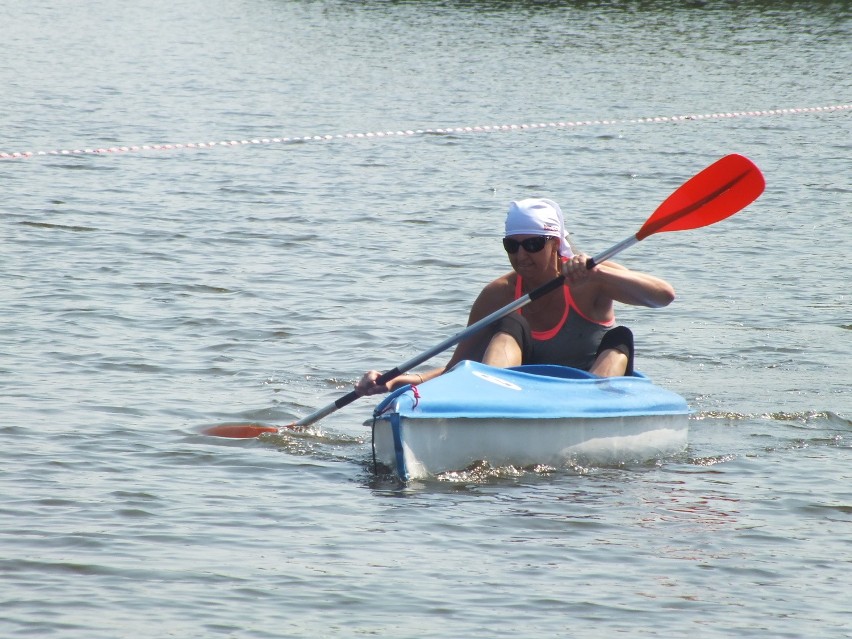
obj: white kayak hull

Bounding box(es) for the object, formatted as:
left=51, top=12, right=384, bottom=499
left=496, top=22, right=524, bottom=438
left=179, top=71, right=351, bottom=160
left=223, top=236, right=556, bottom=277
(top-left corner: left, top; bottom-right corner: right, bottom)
left=371, top=361, right=689, bottom=480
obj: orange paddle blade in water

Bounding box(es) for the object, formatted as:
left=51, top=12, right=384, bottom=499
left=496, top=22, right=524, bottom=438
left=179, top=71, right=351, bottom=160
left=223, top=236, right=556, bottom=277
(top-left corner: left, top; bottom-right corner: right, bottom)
left=201, top=423, right=280, bottom=438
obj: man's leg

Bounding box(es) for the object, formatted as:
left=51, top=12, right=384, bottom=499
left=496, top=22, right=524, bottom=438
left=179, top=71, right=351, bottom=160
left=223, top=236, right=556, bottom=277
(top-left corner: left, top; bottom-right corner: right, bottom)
left=590, top=326, right=634, bottom=377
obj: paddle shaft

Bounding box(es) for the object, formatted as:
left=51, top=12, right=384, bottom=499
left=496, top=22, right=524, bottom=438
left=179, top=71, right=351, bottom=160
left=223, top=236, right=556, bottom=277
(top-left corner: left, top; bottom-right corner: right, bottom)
left=293, top=242, right=628, bottom=428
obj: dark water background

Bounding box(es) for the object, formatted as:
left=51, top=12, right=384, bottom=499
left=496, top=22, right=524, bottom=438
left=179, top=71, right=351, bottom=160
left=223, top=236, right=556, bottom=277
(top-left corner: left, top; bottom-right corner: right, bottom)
left=2, top=1, right=850, bottom=637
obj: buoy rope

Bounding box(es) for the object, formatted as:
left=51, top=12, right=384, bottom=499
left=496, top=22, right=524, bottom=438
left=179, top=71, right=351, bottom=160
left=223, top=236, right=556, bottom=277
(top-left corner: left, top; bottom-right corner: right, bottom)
left=2, top=103, right=849, bottom=161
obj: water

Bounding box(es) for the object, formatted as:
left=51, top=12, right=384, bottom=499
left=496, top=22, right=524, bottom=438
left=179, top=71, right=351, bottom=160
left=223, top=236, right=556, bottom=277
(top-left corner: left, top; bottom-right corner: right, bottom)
left=2, top=0, right=851, bottom=637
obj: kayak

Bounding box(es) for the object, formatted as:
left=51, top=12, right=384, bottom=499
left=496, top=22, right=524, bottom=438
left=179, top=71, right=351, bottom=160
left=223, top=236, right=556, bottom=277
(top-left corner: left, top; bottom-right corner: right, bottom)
left=371, top=360, right=690, bottom=480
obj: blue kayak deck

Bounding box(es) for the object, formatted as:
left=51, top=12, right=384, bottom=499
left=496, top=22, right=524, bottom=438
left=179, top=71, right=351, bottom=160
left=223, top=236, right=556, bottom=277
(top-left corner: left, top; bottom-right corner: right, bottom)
left=374, top=360, right=689, bottom=421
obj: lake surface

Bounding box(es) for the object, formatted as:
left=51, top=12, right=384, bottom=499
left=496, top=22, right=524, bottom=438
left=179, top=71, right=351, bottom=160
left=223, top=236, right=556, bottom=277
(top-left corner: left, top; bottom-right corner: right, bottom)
left=1, top=0, right=850, bottom=637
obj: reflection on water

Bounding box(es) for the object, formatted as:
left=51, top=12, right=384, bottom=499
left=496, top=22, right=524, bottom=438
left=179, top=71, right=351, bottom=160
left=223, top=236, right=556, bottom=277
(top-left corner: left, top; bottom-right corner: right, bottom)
left=356, top=0, right=849, bottom=15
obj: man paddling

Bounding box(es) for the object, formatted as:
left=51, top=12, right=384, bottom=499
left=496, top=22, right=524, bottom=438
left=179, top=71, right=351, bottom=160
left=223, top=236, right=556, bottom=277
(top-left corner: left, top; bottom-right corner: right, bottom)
left=202, top=155, right=762, bottom=437
left=356, top=198, right=675, bottom=396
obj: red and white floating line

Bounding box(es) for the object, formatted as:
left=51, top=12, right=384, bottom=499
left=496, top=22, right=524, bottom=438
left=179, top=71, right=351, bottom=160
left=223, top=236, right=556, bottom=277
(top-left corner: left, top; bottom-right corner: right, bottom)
left=1, top=103, right=849, bottom=161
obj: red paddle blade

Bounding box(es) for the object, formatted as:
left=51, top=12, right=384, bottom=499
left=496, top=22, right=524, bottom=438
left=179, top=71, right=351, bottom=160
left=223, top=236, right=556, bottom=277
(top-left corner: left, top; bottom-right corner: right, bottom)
left=202, top=423, right=280, bottom=438
left=637, top=154, right=765, bottom=241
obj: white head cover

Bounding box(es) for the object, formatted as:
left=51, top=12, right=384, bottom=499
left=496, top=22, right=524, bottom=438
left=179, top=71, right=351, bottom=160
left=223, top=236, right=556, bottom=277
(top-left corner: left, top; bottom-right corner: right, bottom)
left=504, top=198, right=574, bottom=257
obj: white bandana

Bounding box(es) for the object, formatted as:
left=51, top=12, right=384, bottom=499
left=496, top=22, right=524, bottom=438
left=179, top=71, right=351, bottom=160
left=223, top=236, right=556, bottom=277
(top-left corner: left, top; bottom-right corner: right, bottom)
left=504, top=198, right=573, bottom=257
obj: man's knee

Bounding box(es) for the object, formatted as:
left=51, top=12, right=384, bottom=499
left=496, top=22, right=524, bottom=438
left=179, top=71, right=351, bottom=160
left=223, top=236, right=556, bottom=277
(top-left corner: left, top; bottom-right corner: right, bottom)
left=492, top=314, right=533, bottom=363
left=597, top=326, right=635, bottom=375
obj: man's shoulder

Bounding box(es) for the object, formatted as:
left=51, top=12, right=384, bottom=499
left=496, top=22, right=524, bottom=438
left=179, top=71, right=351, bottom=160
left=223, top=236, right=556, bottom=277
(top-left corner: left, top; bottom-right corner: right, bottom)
left=483, top=271, right=516, bottom=293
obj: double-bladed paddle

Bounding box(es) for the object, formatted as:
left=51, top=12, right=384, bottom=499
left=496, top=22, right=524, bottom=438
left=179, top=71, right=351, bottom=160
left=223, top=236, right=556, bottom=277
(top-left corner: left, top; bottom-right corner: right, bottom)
left=203, top=153, right=764, bottom=438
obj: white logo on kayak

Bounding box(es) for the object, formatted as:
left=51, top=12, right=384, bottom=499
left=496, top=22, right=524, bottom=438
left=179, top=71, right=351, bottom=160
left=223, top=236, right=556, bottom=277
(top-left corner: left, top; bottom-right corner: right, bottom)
left=472, top=371, right=522, bottom=391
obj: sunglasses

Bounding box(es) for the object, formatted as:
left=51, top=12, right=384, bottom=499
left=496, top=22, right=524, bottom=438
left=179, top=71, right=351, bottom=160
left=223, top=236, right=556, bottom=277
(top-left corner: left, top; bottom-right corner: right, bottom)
left=502, top=236, right=552, bottom=254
